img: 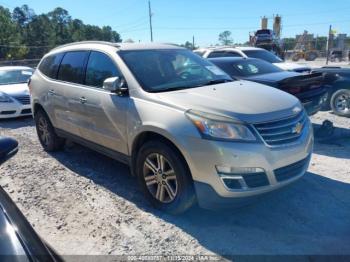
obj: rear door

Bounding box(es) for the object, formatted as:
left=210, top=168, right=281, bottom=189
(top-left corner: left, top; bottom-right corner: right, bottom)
left=77, top=51, right=129, bottom=155
left=55, top=51, right=90, bottom=136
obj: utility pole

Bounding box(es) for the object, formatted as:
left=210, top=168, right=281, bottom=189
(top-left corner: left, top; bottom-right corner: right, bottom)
left=192, top=35, right=195, bottom=50
left=326, top=25, right=332, bottom=65
left=148, top=0, right=153, bottom=42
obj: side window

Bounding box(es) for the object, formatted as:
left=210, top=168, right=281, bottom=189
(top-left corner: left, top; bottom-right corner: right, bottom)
left=38, top=53, right=64, bottom=79
left=225, top=52, right=242, bottom=57
left=208, top=51, right=242, bottom=58
left=57, top=51, right=88, bottom=84
left=85, top=51, right=119, bottom=88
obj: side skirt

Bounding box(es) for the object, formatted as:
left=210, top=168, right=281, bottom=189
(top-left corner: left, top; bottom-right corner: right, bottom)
left=55, top=128, right=131, bottom=166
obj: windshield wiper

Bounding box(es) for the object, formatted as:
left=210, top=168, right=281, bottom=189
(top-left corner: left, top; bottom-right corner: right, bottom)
left=198, top=78, right=233, bottom=87
left=148, top=86, right=196, bottom=93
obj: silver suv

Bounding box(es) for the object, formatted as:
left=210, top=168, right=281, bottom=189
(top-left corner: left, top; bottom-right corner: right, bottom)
left=30, top=41, right=313, bottom=213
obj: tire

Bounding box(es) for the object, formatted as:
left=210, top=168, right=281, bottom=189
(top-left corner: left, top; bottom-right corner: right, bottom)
left=330, top=89, right=350, bottom=117
left=136, top=140, right=196, bottom=214
left=34, top=109, right=66, bottom=151
left=292, top=53, right=300, bottom=62
left=305, top=51, right=318, bottom=61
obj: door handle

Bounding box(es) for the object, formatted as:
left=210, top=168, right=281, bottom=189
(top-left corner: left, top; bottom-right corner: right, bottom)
left=79, top=97, right=87, bottom=104
left=48, top=89, right=55, bottom=96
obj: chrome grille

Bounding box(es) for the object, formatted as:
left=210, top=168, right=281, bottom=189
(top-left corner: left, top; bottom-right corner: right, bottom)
left=13, top=95, right=31, bottom=105
left=253, top=111, right=307, bottom=146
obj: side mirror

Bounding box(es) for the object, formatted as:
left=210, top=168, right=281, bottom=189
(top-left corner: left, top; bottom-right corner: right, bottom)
left=103, top=77, right=128, bottom=95
left=0, top=137, right=18, bottom=166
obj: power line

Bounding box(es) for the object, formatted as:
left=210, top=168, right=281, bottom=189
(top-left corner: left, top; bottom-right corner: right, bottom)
left=0, top=44, right=53, bottom=49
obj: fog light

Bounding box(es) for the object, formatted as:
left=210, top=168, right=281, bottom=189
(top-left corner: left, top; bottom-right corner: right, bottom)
left=216, top=165, right=264, bottom=175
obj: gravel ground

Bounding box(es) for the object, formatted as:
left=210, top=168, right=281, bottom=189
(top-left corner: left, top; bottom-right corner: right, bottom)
left=0, top=111, right=349, bottom=259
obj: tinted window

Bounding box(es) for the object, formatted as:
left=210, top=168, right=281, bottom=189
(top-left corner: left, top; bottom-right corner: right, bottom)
left=242, top=50, right=283, bottom=63
left=208, top=51, right=242, bottom=58
left=85, top=52, right=119, bottom=88
left=39, top=53, right=64, bottom=79
left=57, top=51, right=88, bottom=84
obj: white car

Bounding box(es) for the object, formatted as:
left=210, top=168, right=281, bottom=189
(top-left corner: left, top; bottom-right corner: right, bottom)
left=0, top=66, right=33, bottom=118
left=194, top=46, right=311, bottom=73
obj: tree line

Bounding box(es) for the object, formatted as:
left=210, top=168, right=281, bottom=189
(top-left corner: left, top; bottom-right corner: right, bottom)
left=0, top=5, right=121, bottom=60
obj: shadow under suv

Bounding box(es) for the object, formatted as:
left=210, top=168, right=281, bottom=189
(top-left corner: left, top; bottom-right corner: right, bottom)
left=30, top=41, right=313, bottom=214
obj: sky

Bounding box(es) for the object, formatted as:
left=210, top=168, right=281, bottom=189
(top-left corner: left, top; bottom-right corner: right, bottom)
left=1, top=0, right=350, bottom=47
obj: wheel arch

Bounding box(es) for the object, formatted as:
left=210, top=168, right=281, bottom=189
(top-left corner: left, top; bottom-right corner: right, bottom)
left=130, top=130, right=192, bottom=181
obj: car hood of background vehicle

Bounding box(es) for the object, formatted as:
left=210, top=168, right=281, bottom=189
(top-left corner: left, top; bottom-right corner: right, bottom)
left=244, top=71, right=301, bottom=83
left=154, top=80, right=300, bottom=123
left=273, top=62, right=310, bottom=71
left=0, top=83, right=29, bottom=96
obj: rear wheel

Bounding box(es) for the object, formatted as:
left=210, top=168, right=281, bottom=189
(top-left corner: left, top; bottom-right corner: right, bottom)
left=34, top=109, right=65, bottom=151
left=330, top=89, right=350, bottom=117
left=136, top=141, right=196, bottom=214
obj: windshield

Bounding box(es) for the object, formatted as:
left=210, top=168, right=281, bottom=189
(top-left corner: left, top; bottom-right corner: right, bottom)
left=119, top=49, right=232, bottom=92
left=242, top=50, right=283, bottom=63
left=0, top=69, right=33, bottom=85
left=227, top=59, right=283, bottom=77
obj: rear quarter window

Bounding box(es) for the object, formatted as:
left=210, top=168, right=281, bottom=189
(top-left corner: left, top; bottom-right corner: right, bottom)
left=38, top=53, right=64, bottom=79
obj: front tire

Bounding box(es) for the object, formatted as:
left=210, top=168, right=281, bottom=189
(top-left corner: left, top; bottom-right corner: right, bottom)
left=34, top=109, right=65, bottom=151
left=330, top=89, right=350, bottom=117
left=136, top=141, right=196, bottom=214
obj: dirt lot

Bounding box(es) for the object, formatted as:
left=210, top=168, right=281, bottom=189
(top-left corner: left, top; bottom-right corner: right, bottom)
left=0, top=111, right=349, bottom=258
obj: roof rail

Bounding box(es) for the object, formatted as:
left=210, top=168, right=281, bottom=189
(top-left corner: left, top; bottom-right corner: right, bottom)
left=51, top=41, right=121, bottom=51
left=207, top=45, right=236, bottom=50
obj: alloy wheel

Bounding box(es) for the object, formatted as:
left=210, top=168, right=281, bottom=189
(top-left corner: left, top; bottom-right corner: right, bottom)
left=37, top=117, right=50, bottom=146
left=335, top=93, right=350, bottom=114
left=143, top=153, right=178, bottom=203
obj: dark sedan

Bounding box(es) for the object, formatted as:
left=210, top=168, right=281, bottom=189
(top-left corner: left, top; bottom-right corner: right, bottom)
left=0, top=137, right=61, bottom=261
left=209, top=57, right=330, bottom=116
left=311, top=67, right=350, bottom=117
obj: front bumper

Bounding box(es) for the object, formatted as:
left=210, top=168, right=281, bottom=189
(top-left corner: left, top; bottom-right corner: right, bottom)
left=0, top=101, right=32, bottom=119
left=179, top=120, right=313, bottom=209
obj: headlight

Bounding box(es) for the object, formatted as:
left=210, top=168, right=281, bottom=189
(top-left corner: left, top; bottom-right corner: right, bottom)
left=185, top=110, right=256, bottom=141
left=0, top=92, right=13, bottom=103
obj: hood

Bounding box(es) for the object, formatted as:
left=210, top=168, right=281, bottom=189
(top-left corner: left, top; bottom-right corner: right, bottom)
left=244, top=71, right=300, bottom=84
left=154, top=80, right=301, bottom=123
left=273, top=62, right=311, bottom=72
left=0, top=83, right=29, bottom=96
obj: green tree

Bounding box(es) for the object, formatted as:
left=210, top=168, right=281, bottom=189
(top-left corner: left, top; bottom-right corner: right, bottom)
left=0, top=6, right=21, bottom=59
left=0, top=4, right=122, bottom=60
left=48, top=7, right=72, bottom=44
left=218, top=31, right=233, bottom=46
left=180, top=41, right=197, bottom=50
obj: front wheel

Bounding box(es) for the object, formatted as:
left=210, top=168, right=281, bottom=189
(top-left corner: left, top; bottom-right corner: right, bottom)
left=330, top=89, right=350, bottom=117
left=136, top=141, right=196, bottom=214
left=34, top=109, right=66, bottom=151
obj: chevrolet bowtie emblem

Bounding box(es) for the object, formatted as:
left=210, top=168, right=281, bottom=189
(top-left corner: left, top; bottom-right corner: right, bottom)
left=293, top=122, right=303, bottom=134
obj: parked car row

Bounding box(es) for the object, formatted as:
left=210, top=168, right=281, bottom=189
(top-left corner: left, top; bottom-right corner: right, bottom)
left=1, top=42, right=349, bottom=215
